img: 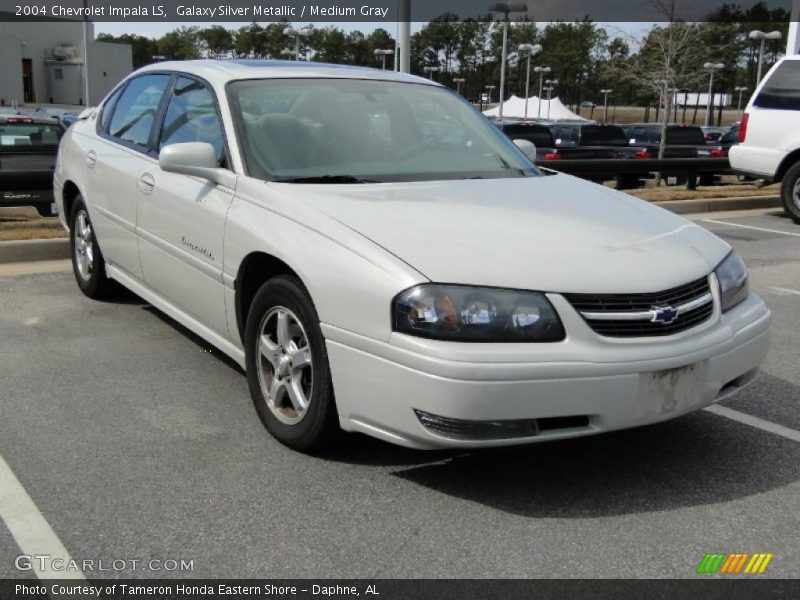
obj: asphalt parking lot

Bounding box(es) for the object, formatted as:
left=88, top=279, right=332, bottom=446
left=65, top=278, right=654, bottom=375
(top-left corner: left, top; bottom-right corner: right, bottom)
left=0, top=208, right=799, bottom=579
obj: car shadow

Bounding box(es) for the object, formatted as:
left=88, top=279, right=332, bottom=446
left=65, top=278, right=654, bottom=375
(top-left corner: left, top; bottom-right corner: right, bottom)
left=328, top=409, right=799, bottom=518
left=140, top=305, right=245, bottom=375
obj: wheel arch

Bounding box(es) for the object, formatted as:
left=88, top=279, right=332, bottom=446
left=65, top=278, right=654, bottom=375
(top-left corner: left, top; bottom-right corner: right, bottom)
left=775, top=149, right=800, bottom=183
left=61, top=180, right=82, bottom=228
left=234, top=251, right=308, bottom=344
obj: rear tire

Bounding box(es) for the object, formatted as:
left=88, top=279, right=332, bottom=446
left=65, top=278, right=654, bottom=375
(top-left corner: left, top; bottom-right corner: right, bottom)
left=244, top=275, right=339, bottom=452
left=69, top=196, right=116, bottom=299
left=780, top=162, right=800, bottom=224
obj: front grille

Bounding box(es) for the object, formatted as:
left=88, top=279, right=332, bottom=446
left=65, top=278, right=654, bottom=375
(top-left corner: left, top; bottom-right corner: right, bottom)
left=564, top=276, right=714, bottom=338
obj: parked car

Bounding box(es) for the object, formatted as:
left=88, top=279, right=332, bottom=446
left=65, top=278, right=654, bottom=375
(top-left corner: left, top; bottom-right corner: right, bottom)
left=701, top=126, right=726, bottom=143
left=729, top=55, right=800, bottom=223
left=1, top=114, right=65, bottom=216
left=55, top=60, right=770, bottom=452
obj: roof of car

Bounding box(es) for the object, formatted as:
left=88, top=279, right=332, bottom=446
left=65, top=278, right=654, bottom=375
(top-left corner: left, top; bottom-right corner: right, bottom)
left=135, top=59, right=436, bottom=88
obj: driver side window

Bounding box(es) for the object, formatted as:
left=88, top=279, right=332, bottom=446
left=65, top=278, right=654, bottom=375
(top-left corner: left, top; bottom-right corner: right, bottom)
left=107, top=74, right=170, bottom=148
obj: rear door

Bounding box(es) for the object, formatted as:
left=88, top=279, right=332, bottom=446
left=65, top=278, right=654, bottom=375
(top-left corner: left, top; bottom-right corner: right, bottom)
left=85, top=73, right=172, bottom=280
left=136, top=75, right=235, bottom=335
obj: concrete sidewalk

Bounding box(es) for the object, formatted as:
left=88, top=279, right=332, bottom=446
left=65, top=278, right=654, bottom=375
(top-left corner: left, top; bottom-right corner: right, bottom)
left=653, top=195, right=780, bottom=215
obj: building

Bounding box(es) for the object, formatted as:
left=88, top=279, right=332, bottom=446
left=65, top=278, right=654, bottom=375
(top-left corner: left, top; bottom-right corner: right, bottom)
left=0, top=21, right=132, bottom=107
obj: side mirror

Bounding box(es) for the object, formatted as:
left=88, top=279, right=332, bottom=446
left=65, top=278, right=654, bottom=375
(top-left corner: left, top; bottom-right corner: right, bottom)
left=158, top=142, right=236, bottom=188
left=513, top=139, right=537, bottom=162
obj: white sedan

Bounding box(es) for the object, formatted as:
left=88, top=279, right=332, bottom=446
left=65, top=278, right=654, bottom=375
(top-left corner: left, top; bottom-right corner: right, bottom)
left=55, top=60, right=770, bottom=451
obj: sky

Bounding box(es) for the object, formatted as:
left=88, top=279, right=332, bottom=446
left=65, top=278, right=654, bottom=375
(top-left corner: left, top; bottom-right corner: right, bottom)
left=95, top=21, right=655, bottom=42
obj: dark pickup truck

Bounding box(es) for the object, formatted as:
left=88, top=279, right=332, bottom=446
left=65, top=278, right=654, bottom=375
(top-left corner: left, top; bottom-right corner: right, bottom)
left=619, top=124, right=702, bottom=159
left=493, top=120, right=631, bottom=182
left=549, top=123, right=642, bottom=158
left=0, top=115, right=65, bottom=217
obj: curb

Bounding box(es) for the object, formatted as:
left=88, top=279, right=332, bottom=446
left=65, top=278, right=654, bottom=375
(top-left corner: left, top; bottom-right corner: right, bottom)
left=654, top=195, right=780, bottom=215
left=0, top=238, right=70, bottom=264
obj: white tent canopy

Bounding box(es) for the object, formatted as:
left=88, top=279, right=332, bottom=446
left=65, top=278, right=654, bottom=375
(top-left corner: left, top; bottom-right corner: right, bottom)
left=483, top=95, right=590, bottom=121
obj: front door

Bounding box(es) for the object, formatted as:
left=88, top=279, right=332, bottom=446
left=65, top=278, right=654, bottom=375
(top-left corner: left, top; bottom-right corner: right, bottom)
left=136, top=75, right=234, bottom=336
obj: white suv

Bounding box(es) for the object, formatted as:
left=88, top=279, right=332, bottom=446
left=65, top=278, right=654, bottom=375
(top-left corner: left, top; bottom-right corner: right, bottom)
left=730, top=55, right=800, bottom=223
left=55, top=61, right=770, bottom=452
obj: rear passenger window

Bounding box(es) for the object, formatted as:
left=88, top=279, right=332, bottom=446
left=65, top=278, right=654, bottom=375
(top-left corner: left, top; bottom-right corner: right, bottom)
left=755, top=60, right=800, bottom=110
left=159, top=77, right=225, bottom=165
left=107, top=74, right=170, bottom=147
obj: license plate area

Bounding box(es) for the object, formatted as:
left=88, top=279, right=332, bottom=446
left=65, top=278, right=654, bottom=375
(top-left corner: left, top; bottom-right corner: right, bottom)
left=638, top=362, right=707, bottom=417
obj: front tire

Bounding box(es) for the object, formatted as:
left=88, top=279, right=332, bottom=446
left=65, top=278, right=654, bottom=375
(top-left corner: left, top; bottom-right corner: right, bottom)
left=780, top=162, right=800, bottom=224
left=69, top=196, right=116, bottom=299
left=244, top=275, right=339, bottom=452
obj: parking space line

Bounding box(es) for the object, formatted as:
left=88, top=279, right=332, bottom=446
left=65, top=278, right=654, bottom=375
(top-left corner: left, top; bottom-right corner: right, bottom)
left=701, top=219, right=800, bottom=238
left=705, top=405, right=800, bottom=443
left=0, top=454, right=85, bottom=580
left=769, top=286, right=800, bottom=297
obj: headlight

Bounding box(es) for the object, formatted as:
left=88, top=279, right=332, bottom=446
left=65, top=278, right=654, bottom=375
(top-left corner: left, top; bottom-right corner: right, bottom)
left=392, top=284, right=565, bottom=342
left=715, top=251, right=749, bottom=312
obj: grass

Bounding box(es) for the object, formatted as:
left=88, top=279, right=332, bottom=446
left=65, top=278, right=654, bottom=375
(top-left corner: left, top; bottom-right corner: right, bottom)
left=0, top=207, right=66, bottom=241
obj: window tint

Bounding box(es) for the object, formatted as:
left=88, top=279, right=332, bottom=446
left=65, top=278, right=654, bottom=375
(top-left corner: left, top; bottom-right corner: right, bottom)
left=99, top=85, right=124, bottom=133
left=580, top=125, right=628, bottom=146
left=665, top=127, right=705, bottom=145
left=107, top=74, right=170, bottom=147
left=0, top=123, right=62, bottom=147
left=159, top=77, right=225, bottom=164
left=755, top=60, right=800, bottom=110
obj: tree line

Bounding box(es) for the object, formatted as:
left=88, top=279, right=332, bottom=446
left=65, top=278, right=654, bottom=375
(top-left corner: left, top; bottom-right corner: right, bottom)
left=96, top=2, right=789, bottom=110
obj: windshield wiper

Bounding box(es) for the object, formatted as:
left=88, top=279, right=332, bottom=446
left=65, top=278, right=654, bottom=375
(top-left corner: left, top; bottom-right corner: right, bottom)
left=274, top=175, right=382, bottom=184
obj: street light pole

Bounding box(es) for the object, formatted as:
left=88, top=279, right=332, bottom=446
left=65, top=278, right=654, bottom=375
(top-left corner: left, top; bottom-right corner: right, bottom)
left=485, top=85, right=496, bottom=105
left=284, top=27, right=312, bottom=61
left=424, top=66, right=441, bottom=80
left=533, top=66, right=550, bottom=118
left=374, top=48, right=394, bottom=70
left=453, top=77, right=466, bottom=95
left=518, top=43, right=542, bottom=120
left=749, top=30, right=783, bottom=84
left=544, top=79, right=557, bottom=118
left=488, top=3, right=528, bottom=119
left=703, top=62, right=724, bottom=127
left=734, top=86, right=748, bottom=117
left=600, top=88, right=612, bottom=124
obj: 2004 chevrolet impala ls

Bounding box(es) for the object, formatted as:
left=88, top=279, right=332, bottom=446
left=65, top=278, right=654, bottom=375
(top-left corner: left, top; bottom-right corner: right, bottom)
left=55, top=61, right=771, bottom=451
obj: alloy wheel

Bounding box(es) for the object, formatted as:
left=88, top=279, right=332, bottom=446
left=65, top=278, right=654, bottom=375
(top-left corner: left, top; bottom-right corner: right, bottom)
left=255, top=306, right=314, bottom=425
left=74, top=210, right=95, bottom=281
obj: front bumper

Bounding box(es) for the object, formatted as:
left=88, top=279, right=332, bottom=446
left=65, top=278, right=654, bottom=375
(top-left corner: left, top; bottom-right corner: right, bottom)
left=324, top=292, right=771, bottom=449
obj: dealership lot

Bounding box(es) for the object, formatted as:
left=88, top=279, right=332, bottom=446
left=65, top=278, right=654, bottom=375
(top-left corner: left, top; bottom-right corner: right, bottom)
left=0, top=208, right=798, bottom=579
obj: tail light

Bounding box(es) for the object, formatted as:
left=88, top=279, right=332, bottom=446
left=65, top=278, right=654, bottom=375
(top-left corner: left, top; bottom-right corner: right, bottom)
left=739, top=113, right=748, bottom=143
left=6, top=116, right=33, bottom=123
left=709, top=148, right=727, bottom=158
left=543, top=152, right=561, bottom=160
left=633, top=150, right=651, bottom=159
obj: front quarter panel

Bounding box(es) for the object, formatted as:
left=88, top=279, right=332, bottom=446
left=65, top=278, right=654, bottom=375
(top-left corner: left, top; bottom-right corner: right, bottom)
left=224, top=177, right=428, bottom=346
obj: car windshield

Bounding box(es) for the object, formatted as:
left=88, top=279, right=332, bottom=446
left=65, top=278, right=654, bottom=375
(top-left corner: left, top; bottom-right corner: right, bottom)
left=0, top=122, right=62, bottom=147
left=228, top=78, right=539, bottom=183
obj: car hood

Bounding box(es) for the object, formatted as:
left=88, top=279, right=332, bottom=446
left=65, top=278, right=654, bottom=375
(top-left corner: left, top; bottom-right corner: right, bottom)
left=293, top=174, right=730, bottom=294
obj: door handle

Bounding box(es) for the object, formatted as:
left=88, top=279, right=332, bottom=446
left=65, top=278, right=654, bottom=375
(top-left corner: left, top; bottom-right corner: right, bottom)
left=85, top=150, right=97, bottom=168
left=138, top=173, right=156, bottom=194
